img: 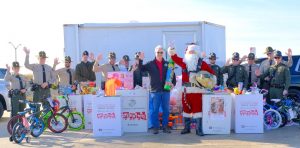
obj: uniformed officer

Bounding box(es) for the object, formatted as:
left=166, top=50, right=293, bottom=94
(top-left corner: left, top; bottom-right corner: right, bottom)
left=222, top=52, right=248, bottom=90
left=242, top=53, right=260, bottom=89
left=93, top=52, right=120, bottom=90
left=53, top=56, right=75, bottom=86
left=261, top=50, right=290, bottom=100
left=129, top=52, right=149, bottom=87
left=23, top=47, right=55, bottom=105
left=259, top=47, right=292, bottom=89
left=4, top=62, right=27, bottom=117
left=208, top=52, right=223, bottom=86
left=119, top=55, right=131, bottom=71
left=75, top=50, right=96, bottom=83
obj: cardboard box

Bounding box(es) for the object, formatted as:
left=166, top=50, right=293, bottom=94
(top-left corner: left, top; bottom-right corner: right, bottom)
left=117, top=89, right=148, bottom=132
left=203, top=94, right=232, bottom=134
left=233, top=94, right=263, bottom=133
left=93, top=96, right=123, bottom=137
left=83, top=94, right=94, bottom=129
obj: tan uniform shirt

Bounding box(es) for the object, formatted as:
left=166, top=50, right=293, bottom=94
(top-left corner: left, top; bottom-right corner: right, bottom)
left=243, top=63, right=259, bottom=85
left=54, top=68, right=75, bottom=86
left=259, top=58, right=292, bottom=75
left=24, top=55, right=56, bottom=85
left=4, top=72, right=27, bottom=90
left=98, top=63, right=120, bottom=82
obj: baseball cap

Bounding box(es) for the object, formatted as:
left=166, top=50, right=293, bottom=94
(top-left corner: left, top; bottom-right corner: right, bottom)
left=82, top=50, right=89, bottom=56
left=232, top=52, right=240, bottom=60
left=12, top=61, right=20, bottom=67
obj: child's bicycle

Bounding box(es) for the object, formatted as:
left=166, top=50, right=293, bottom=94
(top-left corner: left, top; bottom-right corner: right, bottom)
left=263, top=99, right=283, bottom=129
left=7, top=98, right=42, bottom=135
left=258, top=89, right=284, bottom=129
left=40, top=97, right=68, bottom=133
left=276, top=96, right=300, bottom=127
left=57, top=95, right=85, bottom=130
left=10, top=100, right=45, bottom=143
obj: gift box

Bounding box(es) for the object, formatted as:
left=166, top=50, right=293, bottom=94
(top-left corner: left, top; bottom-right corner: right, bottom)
left=107, top=72, right=133, bottom=90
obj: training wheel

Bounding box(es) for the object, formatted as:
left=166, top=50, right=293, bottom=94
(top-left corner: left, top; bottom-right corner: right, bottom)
left=9, top=136, right=13, bottom=142
left=26, top=137, right=31, bottom=143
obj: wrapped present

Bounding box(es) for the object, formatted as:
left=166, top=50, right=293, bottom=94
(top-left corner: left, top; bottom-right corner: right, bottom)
left=80, top=86, right=98, bottom=95
left=105, top=78, right=122, bottom=96
left=195, top=71, right=216, bottom=89
left=107, top=72, right=133, bottom=90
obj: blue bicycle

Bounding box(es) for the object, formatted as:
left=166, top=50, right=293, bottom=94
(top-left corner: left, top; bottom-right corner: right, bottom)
left=10, top=100, right=45, bottom=143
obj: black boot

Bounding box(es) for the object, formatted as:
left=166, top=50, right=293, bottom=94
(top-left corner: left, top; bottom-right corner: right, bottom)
left=181, top=117, right=191, bottom=134
left=195, top=118, right=204, bottom=136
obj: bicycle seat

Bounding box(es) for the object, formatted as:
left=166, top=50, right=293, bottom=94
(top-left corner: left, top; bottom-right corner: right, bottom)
left=17, top=108, right=31, bottom=115
left=271, top=99, right=281, bottom=103
left=29, top=102, right=41, bottom=106
left=19, top=99, right=29, bottom=104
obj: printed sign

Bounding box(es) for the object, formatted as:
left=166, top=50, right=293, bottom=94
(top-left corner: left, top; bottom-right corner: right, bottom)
left=233, top=94, right=263, bottom=133
left=203, top=94, right=232, bottom=134
left=117, top=89, right=148, bottom=132
left=92, top=96, right=123, bottom=137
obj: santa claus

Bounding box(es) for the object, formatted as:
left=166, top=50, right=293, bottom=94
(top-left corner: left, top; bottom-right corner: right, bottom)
left=168, top=44, right=215, bottom=136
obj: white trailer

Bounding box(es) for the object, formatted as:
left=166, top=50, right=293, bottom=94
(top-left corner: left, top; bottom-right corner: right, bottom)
left=63, top=21, right=226, bottom=76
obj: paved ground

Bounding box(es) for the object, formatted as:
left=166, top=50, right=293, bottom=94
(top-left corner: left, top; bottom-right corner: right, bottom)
left=1, top=111, right=300, bottom=148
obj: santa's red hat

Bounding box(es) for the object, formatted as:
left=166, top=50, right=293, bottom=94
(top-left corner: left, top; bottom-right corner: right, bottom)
left=186, top=44, right=200, bottom=54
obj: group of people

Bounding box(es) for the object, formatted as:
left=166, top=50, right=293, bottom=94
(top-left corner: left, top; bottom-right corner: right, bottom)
left=4, top=48, right=141, bottom=117
left=5, top=44, right=292, bottom=137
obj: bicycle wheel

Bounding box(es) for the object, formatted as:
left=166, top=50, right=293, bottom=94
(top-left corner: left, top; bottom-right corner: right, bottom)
left=12, top=122, right=26, bottom=144
left=31, top=117, right=45, bottom=137
left=7, top=115, right=23, bottom=135
left=67, top=112, right=85, bottom=130
left=47, top=113, right=68, bottom=133
left=264, top=109, right=282, bottom=129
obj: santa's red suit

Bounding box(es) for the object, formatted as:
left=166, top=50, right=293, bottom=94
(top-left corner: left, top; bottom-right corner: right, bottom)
left=171, top=52, right=215, bottom=118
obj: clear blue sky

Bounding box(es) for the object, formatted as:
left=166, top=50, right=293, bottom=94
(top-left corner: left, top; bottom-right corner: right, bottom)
left=0, top=0, right=299, bottom=72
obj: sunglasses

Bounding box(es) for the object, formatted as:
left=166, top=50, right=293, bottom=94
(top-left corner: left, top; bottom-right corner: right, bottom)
left=274, top=57, right=281, bottom=59
left=232, top=59, right=239, bottom=61
left=157, top=52, right=164, bottom=54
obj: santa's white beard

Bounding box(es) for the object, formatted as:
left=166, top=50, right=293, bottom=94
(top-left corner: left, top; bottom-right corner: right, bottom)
left=183, top=53, right=199, bottom=71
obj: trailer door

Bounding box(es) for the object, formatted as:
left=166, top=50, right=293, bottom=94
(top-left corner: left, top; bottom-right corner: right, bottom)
left=162, top=31, right=197, bottom=76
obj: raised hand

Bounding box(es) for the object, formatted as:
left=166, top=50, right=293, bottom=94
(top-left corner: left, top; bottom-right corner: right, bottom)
left=6, top=64, right=10, bottom=73
left=96, top=53, right=103, bottom=62
left=23, top=47, right=30, bottom=55
left=201, top=51, right=206, bottom=58
left=89, top=52, right=95, bottom=61
left=131, top=63, right=138, bottom=71
left=119, top=59, right=125, bottom=65
left=241, top=55, right=247, bottom=62
left=285, top=48, right=292, bottom=58
left=167, top=47, right=176, bottom=56
left=54, top=58, right=60, bottom=66
left=225, top=58, right=231, bottom=66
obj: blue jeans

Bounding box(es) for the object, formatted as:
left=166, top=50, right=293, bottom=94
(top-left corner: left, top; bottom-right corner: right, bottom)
left=150, top=92, right=170, bottom=128
left=148, top=94, right=163, bottom=128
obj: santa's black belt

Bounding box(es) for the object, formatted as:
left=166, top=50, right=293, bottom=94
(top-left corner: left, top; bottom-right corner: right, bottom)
left=183, top=82, right=197, bottom=87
